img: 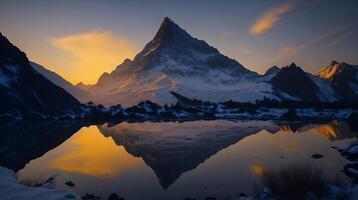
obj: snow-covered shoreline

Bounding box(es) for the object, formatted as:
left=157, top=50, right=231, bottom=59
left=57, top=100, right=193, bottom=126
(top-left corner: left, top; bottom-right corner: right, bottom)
left=1, top=99, right=357, bottom=123
left=0, top=166, right=78, bottom=200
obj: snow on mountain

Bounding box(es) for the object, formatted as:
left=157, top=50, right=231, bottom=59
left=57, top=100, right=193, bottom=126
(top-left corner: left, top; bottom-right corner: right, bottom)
left=39, top=17, right=354, bottom=106
left=0, top=32, right=81, bottom=119
left=307, top=73, right=338, bottom=102
left=316, top=61, right=358, bottom=101
left=75, top=82, right=92, bottom=91
left=269, top=63, right=337, bottom=102
left=30, top=62, right=90, bottom=103
left=87, top=17, right=283, bottom=106
left=0, top=166, right=77, bottom=200
left=316, top=60, right=341, bottom=79
left=264, top=66, right=280, bottom=76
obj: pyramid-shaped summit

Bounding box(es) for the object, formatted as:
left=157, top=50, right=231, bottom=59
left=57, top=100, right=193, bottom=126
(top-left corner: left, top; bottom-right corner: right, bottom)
left=151, top=17, right=194, bottom=46
left=136, top=17, right=221, bottom=59
left=90, top=17, right=267, bottom=106
left=88, top=17, right=342, bottom=106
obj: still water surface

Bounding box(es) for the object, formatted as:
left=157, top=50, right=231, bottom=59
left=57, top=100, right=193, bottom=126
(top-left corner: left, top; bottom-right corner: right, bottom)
left=2, top=120, right=357, bottom=200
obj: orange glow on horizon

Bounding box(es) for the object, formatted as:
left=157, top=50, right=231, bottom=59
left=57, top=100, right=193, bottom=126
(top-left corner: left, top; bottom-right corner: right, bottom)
left=50, top=30, right=138, bottom=84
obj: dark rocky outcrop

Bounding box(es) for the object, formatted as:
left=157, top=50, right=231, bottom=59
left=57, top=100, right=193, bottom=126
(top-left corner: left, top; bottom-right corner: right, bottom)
left=271, top=63, right=321, bottom=101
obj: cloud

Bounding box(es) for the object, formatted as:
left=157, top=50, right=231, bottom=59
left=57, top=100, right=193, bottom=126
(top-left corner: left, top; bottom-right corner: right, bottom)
left=310, top=31, right=338, bottom=44
left=276, top=44, right=307, bottom=62
left=250, top=2, right=294, bottom=35
left=325, top=31, right=352, bottom=48
left=51, top=30, right=137, bottom=84
left=274, top=27, right=354, bottom=63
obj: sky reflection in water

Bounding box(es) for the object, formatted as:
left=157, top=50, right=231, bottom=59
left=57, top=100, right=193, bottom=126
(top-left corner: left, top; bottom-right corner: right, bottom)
left=16, top=120, right=356, bottom=200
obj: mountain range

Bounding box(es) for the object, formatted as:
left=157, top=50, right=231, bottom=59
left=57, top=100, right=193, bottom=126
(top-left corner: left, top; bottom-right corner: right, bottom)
left=1, top=17, right=358, bottom=110
left=80, top=17, right=358, bottom=106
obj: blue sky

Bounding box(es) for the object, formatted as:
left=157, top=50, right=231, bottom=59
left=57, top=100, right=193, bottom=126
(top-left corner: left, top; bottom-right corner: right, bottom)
left=0, top=0, right=357, bottom=84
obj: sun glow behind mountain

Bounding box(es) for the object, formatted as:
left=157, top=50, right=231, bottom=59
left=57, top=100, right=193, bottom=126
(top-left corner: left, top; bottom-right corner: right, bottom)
left=51, top=30, right=138, bottom=84
left=0, top=1, right=357, bottom=85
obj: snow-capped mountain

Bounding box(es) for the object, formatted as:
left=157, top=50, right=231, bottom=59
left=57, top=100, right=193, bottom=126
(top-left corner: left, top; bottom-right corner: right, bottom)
left=30, top=62, right=90, bottom=102
left=88, top=17, right=282, bottom=106
left=269, top=63, right=337, bottom=102
left=0, top=33, right=81, bottom=119
left=2, top=18, right=354, bottom=110
left=316, top=61, right=358, bottom=101
left=75, top=82, right=92, bottom=91
left=264, top=66, right=280, bottom=76
left=86, top=17, right=351, bottom=106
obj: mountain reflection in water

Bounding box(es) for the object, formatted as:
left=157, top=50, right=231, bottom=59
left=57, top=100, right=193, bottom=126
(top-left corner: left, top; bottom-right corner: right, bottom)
left=0, top=120, right=356, bottom=200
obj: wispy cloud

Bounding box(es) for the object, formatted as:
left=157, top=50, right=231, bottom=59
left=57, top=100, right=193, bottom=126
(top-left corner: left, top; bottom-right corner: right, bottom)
left=275, top=26, right=354, bottom=63
left=276, top=44, right=307, bottom=62
left=325, top=31, right=352, bottom=48
left=51, top=30, right=137, bottom=84
left=250, top=2, right=294, bottom=36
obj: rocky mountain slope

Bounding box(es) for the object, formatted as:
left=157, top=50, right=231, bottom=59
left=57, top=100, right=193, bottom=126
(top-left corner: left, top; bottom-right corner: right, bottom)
left=270, top=63, right=337, bottom=102
left=316, top=60, right=358, bottom=101
left=87, top=17, right=282, bottom=106
left=30, top=62, right=90, bottom=103
left=0, top=33, right=81, bottom=119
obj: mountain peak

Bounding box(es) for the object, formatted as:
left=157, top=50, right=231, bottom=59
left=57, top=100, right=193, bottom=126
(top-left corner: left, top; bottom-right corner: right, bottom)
left=161, top=17, right=175, bottom=26
left=271, top=62, right=321, bottom=101
left=288, top=62, right=298, bottom=68
left=264, top=66, right=280, bottom=76
left=0, top=32, right=28, bottom=66
left=316, top=61, right=356, bottom=79
left=330, top=60, right=339, bottom=66
left=134, top=17, right=219, bottom=60
left=278, top=63, right=305, bottom=75
left=152, top=17, right=192, bottom=47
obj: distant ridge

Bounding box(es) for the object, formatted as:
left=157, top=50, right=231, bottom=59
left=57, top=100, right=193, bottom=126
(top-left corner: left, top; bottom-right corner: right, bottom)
left=0, top=32, right=81, bottom=119
left=30, top=62, right=90, bottom=102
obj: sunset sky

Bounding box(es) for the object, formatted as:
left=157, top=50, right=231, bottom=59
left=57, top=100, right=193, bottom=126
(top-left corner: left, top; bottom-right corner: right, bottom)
left=1, top=0, right=357, bottom=84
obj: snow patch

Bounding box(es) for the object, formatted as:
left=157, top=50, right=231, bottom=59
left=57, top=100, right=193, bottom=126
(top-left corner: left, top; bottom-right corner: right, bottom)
left=0, top=166, right=78, bottom=200
left=307, top=74, right=337, bottom=102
